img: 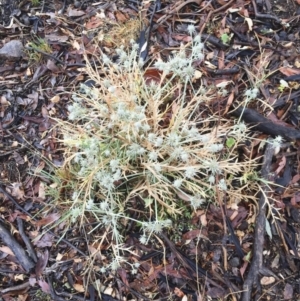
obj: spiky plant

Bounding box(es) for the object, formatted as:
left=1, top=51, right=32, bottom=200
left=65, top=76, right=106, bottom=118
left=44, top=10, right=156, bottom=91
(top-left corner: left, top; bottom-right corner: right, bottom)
left=46, top=32, right=257, bottom=272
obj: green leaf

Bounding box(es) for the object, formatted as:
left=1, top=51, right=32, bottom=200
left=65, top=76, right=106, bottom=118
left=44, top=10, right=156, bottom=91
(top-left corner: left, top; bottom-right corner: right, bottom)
left=221, top=33, right=230, bottom=44
left=226, top=137, right=236, bottom=148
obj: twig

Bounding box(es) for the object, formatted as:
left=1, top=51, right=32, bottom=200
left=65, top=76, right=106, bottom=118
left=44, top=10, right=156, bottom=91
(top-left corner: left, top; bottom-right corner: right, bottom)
left=241, top=143, right=275, bottom=301
left=200, top=0, right=235, bottom=35
left=0, top=220, right=35, bottom=273
left=0, top=281, right=30, bottom=294
left=17, top=217, right=38, bottom=263
left=212, top=0, right=235, bottom=14
left=251, top=0, right=282, bottom=23
left=157, top=0, right=203, bottom=24
left=230, top=106, right=300, bottom=141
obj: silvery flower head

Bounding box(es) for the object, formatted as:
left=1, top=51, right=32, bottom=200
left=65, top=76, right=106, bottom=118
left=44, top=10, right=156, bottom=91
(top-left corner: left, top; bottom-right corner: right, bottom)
left=206, top=144, right=224, bottom=153
left=218, top=179, right=227, bottom=191
left=190, top=196, right=204, bottom=209
left=173, top=179, right=183, bottom=189
left=148, top=151, right=158, bottom=161
left=185, top=166, right=197, bottom=178
left=203, top=158, right=221, bottom=174
left=187, top=24, right=196, bottom=35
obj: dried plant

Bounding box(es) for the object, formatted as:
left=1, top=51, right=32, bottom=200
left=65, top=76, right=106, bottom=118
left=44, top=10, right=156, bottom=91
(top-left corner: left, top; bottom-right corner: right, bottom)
left=47, top=33, right=258, bottom=272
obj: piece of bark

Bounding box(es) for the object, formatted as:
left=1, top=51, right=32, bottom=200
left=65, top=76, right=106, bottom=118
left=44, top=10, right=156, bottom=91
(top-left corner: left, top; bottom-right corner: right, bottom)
left=0, top=220, right=35, bottom=273
left=17, top=218, right=38, bottom=263
left=240, top=143, right=275, bottom=301
left=230, top=107, right=300, bottom=141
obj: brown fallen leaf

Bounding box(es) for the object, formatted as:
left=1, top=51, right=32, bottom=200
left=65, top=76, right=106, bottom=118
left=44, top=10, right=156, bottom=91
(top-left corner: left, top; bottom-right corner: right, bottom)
left=0, top=246, right=14, bottom=256
left=73, top=283, right=85, bottom=293
left=35, top=249, right=49, bottom=277
left=67, top=7, right=85, bottom=17
left=182, top=229, right=209, bottom=241
left=38, top=279, right=50, bottom=294
left=279, top=66, right=300, bottom=77
left=9, top=183, right=25, bottom=200
left=115, top=11, right=128, bottom=23
left=34, top=213, right=60, bottom=227
left=85, top=16, right=103, bottom=29
left=260, top=276, right=275, bottom=285
left=45, top=34, right=69, bottom=43
left=283, top=282, right=293, bottom=299
left=50, top=95, right=60, bottom=103
left=33, top=233, right=54, bottom=248
left=174, top=287, right=185, bottom=298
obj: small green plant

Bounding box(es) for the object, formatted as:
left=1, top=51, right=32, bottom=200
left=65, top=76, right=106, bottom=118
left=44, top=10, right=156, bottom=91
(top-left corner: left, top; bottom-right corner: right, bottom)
left=27, top=38, right=51, bottom=62
left=31, top=0, right=40, bottom=6
left=47, top=31, right=257, bottom=273
left=221, top=33, right=232, bottom=45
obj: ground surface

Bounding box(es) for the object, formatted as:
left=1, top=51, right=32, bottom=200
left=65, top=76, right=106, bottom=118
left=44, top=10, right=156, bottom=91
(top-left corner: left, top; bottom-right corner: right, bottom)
left=1, top=0, right=300, bottom=300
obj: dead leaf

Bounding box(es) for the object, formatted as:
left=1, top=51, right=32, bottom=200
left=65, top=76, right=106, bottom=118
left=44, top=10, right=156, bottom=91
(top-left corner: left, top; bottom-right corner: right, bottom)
left=45, top=34, right=69, bottom=43
left=115, top=11, right=128, bottom=23
left=85, top=16, right=103, bottom=29
left=271, top=254, right=280, bottom=269
left=193, top=70, right=202, bottom=80
left=291, top=192, right=300, bottom=206
left=279, top=66, right=300, bottom=77
left=38, top=279, right=50, bottom=293
left=118, top=268, right=129, bottom=289
left=38, top=182, right=46, bottom=200
left=224, top=91, right=235, bottom=114
left=73, top=283, right=85, bottom=293
left=260, top=276, right=275, bottom=285
left=245, top=17, right=253, bottom=31
left=174, top=287, right=185, bottom=298
left=50, top=95, right=60, bottom=103
left=144, top=68, right=162, bottom=85
left=12, top=152, right=25, bottom=165
left=295, top=59, right=300, bottom=68
left=274, top=156, right=286, bottom=175
left=35, top=249, right=49, bottom=277
left=9, top=183, right=25, bottom=200
left=34, top=213, right=60, bottom=227
left=46, top=60, right=60, bottom=73
left=67, top=8, right=85, bottom=17
left=239, top=260, right=249, bottom=278
left=14, top=274, right=24, bottom=281
left=0, top=95, right=10, bottom=105
left=88, top=245, right=103, bottom=261
left=41, top=105, right=49, bottom=118
left=56, top=253, right=63, bottom=261
left=32, top=65, right=48, bottom=82
left=291, top=174, right=300, bottom=184
left=0, top=246, right=14, bottom=256
left=182, top=229, right=209, bottom=241
left=33, top=233, right=54, bottom=248
left=283, top=283, right=293, bottom=299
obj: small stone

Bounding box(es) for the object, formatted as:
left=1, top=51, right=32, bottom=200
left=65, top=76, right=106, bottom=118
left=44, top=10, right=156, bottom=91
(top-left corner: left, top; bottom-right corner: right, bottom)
left=74, top=0, right=81, bottom=8
left=0, top=40, right=24, bottom=59
left=229, top=257, right=240, bottom=267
